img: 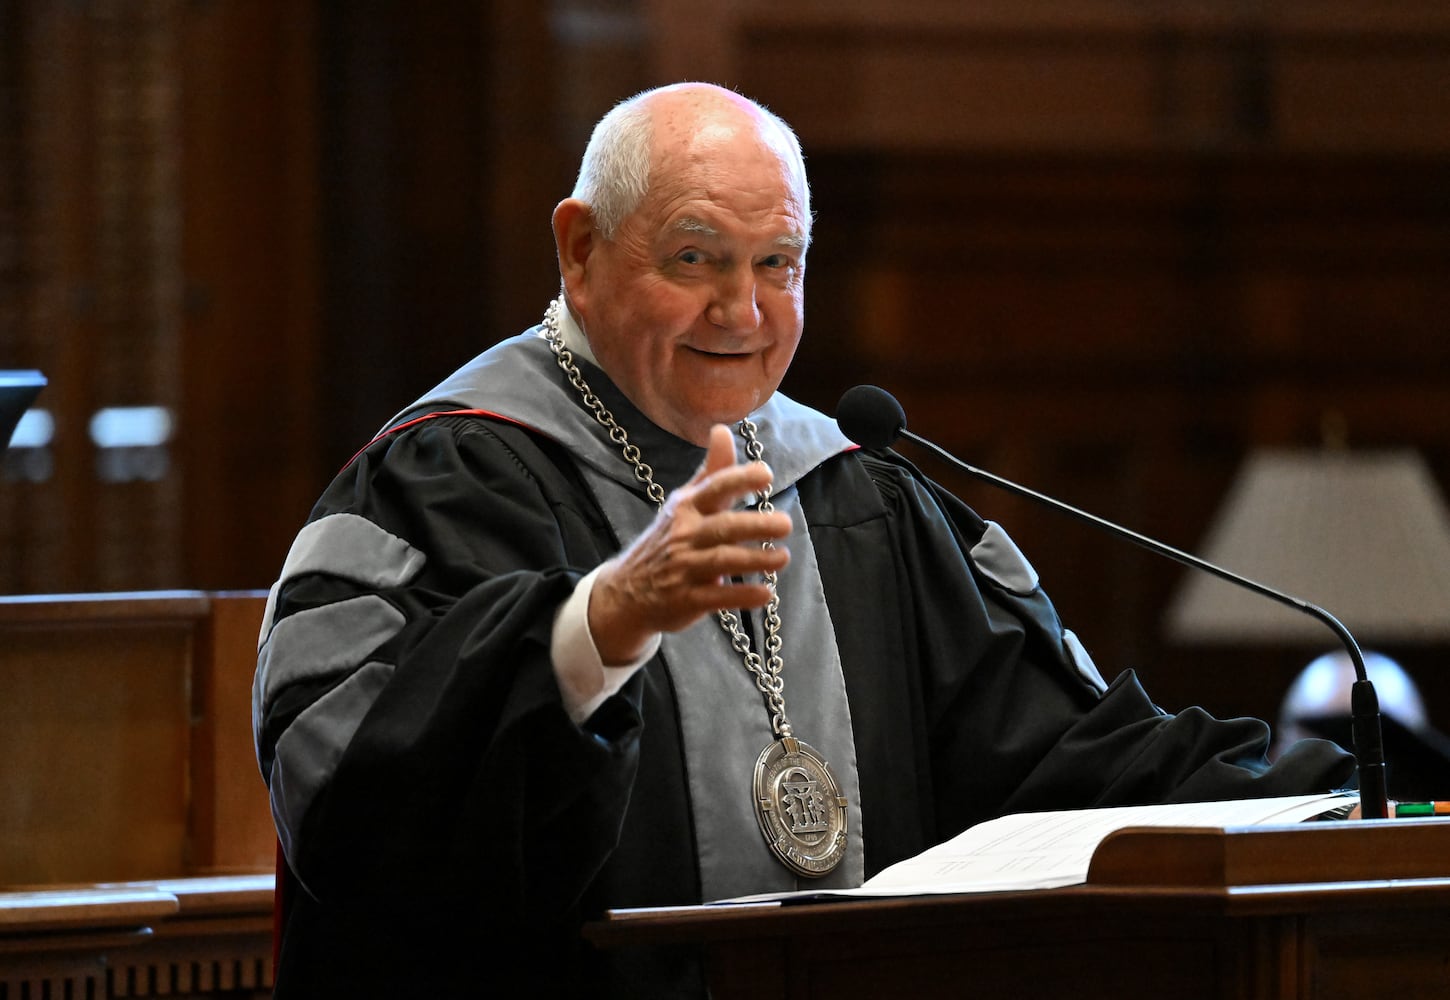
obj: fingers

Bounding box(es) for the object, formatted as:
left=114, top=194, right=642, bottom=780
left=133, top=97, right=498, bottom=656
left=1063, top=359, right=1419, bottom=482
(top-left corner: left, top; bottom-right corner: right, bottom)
left=589, top=563, right=781, bottom=665
left=587, top=423, right=793, bottom=659
left=593, top=544, right=787, bottom=647
left=625, top=507, right=791, bottom=599
left=684, top=523, right=792, bottom=581
left=700, top=507, right=793, bottom=546
left=684, top=577, right=780, bottom=617
left=688, top=423, right=772, bottom=514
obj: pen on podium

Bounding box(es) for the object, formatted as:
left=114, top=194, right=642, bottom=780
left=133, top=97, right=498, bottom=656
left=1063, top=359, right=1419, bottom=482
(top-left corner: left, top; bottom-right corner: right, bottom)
left=1393, top=801, right=1450, bottom=818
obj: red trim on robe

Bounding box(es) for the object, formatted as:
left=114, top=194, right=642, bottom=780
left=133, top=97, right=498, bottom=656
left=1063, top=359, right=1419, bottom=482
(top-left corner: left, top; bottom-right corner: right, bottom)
left=343, top=409, right=536, bottom=471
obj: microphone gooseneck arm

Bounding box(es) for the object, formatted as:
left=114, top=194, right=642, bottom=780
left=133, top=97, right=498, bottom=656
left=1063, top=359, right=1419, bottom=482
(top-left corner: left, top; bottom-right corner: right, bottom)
left=839, top=384, right=1388, bottom=819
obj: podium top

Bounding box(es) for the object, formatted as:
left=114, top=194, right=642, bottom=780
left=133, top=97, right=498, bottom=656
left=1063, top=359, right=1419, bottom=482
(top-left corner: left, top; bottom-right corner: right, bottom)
left=1087, top=816, right=1450, bottom=888
left=590, top=818, right=1450, bottom=951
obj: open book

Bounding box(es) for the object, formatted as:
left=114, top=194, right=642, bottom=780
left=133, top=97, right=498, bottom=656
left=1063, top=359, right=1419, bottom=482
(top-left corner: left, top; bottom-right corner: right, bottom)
left=718, top=791, right=1358, bottom=904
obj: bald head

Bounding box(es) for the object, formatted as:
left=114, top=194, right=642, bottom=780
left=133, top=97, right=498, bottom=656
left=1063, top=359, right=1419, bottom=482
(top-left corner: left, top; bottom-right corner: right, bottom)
left=570, top=83, right=811, bottom=247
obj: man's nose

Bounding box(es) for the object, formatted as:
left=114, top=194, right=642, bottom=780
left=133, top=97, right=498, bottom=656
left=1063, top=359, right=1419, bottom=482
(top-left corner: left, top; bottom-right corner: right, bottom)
left=707, top=267, right=761, bottom=331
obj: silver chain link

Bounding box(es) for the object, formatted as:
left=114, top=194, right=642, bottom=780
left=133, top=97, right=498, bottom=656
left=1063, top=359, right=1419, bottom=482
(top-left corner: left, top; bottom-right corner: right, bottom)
left=541, top=297, right=793, bottom=738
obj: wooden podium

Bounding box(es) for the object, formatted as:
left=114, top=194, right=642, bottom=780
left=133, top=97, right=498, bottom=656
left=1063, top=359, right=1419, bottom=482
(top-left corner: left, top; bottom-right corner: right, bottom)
left=587, top=819, right=1450, bottom=999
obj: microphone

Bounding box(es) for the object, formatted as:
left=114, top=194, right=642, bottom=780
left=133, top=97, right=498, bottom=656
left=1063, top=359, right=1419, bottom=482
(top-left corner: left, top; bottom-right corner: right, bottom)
left=835, top=384, right=1389, bottom=819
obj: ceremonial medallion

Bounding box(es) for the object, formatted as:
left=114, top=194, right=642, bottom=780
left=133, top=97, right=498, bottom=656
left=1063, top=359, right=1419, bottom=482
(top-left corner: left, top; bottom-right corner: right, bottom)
left=753, top=736, right=848, bottom=877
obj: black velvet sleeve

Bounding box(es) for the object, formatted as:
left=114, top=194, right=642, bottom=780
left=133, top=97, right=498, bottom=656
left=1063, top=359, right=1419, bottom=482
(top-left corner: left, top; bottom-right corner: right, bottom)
left=261, top=415, right=640, bottom=918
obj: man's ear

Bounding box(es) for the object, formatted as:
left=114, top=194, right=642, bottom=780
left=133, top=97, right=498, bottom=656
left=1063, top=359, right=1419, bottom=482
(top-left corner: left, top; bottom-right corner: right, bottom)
left=552, top=199, right=596, bottom=303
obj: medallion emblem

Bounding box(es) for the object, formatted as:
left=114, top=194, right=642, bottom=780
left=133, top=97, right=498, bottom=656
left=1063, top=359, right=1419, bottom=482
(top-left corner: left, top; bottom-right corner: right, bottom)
left=753, top=736, right=848, bottom=877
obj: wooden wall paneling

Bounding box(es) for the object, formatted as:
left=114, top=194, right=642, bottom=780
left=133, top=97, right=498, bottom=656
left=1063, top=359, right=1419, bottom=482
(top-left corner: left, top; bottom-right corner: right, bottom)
left=3, top=2, right=105, bottom=595
left=177, top=0, right=323, bottom=591
left=87, top=0, right=187, bottom=592
left=6, top=0, right=326, bottom=596
left=313, top=0, right=613, bottom=464
left=647, top=0, right=1450, bottom=155
left=0, top=1, right=27, bottom=578
left=484, top=1, right=578, bottom=338
left=317, top=1, right=496, bottom=464
left=1274, top=28, right=1450, bottom=154
left=551, top=0, right=655, bottom=150
left=0, top=3, right=18, bottom=351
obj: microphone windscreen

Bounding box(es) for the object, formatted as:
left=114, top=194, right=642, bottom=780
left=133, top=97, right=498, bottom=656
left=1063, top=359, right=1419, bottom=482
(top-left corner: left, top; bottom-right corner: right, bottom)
left=836, top=385, right=906, bottom=448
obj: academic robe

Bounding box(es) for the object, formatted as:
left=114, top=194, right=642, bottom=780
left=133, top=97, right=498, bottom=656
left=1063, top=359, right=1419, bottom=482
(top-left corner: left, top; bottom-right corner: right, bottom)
left=252, top=331, right=1355, bottom=998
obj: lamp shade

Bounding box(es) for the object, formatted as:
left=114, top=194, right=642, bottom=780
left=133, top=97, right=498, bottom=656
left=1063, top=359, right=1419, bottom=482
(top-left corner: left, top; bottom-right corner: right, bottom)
left=1164, top=448, right=1450, bottom=644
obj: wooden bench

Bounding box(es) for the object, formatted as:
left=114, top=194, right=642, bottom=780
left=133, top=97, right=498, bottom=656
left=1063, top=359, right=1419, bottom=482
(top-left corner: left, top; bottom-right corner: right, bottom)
left=0, top=592, right=276, bottom=998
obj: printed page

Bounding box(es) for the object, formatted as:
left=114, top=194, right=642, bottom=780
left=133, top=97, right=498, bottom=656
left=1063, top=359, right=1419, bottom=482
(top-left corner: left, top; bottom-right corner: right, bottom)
left=857, top=792, right=1355, bottom=895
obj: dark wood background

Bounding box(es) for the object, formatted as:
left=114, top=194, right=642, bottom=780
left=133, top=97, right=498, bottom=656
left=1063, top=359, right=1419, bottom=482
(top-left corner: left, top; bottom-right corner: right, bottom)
left=3, top=0, right=1448, bottom=735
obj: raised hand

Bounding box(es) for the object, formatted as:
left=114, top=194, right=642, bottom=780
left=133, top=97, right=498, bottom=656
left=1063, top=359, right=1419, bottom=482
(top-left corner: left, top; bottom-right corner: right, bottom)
left=588, top=423, right=793, bottom=664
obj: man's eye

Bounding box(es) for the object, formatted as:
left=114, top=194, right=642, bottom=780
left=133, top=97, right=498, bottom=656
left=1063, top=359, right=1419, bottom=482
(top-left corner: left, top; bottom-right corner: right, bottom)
left=678, top=250, right=704, bottom=265
left=759, top=255, right=788, bottom=269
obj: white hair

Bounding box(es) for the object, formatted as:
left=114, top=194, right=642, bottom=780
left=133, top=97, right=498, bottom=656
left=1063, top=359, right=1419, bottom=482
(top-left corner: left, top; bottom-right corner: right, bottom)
left=570, top=85, right=812, bottom=244
left=570, top=97, right=654, bottom=241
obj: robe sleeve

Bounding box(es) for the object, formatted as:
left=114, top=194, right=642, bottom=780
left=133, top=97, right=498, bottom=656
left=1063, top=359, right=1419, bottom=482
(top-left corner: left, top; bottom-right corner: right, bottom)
left=851, top=450, right=1357, bottom=841
left=253, top=414, right=639, bottom=918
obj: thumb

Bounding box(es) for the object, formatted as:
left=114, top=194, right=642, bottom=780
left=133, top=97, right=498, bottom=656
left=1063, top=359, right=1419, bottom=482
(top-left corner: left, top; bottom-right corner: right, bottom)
left=698, top=423, right=738, bottom=480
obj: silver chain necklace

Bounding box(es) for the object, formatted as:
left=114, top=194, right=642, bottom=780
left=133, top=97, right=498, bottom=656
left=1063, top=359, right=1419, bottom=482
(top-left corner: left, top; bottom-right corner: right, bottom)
left=541, top=297, right=846, bottom=878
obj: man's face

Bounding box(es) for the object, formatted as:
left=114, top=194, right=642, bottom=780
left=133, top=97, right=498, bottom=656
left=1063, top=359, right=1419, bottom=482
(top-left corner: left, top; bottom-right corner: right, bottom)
left=566, top=123, right=808, bottom=446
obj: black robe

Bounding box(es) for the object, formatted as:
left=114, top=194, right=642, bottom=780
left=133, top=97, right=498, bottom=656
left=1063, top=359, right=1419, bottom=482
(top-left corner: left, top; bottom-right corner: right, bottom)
left=254, top=336, right=1354, bottom=998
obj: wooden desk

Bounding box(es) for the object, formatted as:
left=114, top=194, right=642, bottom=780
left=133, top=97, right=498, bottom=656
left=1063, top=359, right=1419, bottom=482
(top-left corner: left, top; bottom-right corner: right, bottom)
left=588, top=820, right=1450, bottom=999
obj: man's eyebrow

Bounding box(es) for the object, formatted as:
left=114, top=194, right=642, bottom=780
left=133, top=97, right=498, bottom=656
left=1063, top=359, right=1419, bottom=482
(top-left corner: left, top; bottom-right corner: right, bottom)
left=669, top=218, right=806, bottom=251
left=672, top=217, right=718, bottom=238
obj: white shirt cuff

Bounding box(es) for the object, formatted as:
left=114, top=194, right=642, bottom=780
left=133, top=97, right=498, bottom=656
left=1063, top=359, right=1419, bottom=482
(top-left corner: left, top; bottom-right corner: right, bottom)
left=552, top=565, right=660, bottom=725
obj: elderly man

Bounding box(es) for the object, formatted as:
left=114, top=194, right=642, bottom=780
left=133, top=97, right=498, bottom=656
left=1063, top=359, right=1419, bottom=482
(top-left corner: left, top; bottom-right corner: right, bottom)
left=253, top=83, right=1353, bottom=997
